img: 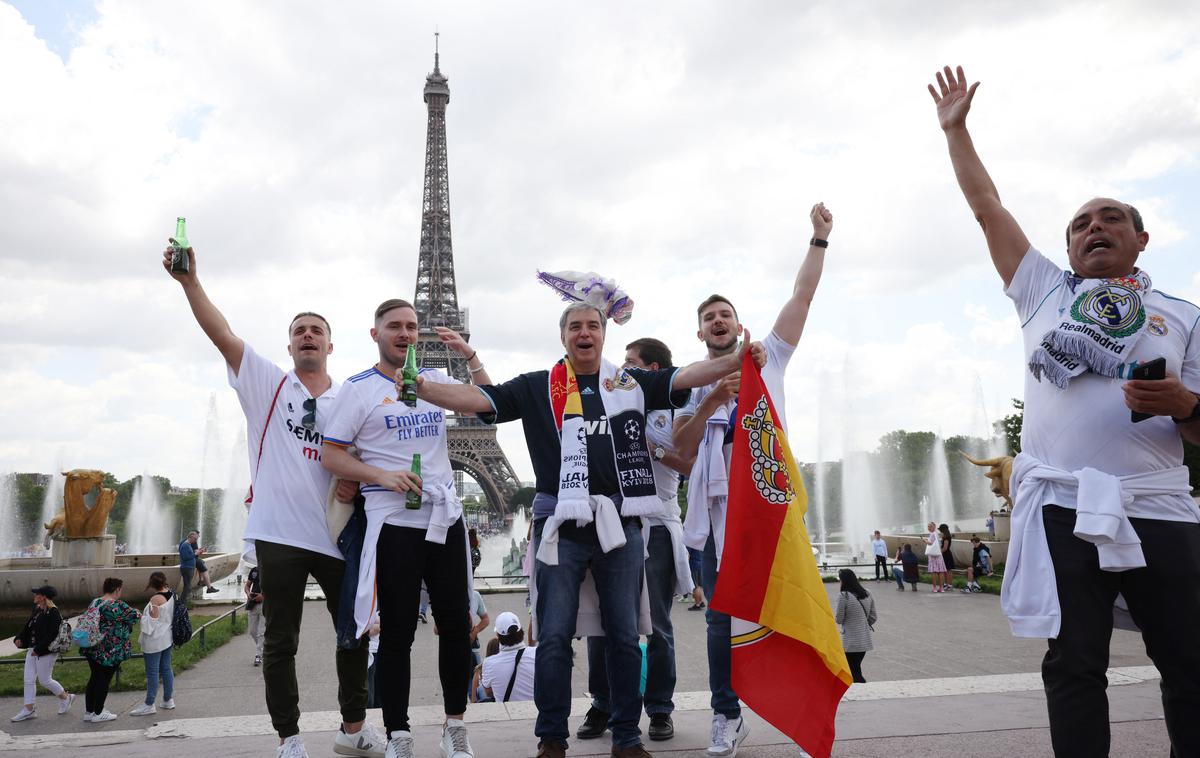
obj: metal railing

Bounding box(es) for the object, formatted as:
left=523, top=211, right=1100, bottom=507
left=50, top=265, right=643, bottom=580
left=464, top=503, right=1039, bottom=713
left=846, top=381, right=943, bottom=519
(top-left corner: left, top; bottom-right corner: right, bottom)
left=1, top=603, right=247, bottom=685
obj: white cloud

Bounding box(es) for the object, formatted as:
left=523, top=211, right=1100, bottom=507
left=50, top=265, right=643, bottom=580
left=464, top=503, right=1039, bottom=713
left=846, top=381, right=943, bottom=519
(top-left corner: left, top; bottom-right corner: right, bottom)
left=1, top=0, right=1199, bottom=488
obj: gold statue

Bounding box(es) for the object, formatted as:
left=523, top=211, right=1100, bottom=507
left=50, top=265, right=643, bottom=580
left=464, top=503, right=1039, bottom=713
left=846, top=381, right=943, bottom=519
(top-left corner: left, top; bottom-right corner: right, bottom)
left=960, top=453, right=1014, bottom=510
left=43, top=469, right=117, bottom=538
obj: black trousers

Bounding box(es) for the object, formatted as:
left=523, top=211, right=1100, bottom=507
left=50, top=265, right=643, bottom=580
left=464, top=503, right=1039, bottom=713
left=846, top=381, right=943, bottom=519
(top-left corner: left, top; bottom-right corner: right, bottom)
left=845, top=651, right=866, bottom=683
left=1042, top=504, right=1200, bottom=757
left=375, top=518, right=471, bottom=735
left=873, top=555, right=888, bottom=579
left=84, top=659, right=116, bottom=713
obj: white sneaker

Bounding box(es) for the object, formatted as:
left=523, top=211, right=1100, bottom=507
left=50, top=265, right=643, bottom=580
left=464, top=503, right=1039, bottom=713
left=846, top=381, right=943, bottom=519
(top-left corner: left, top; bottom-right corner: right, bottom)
left=161, top=698, right=176, bottom=710
left=82, top=711, right=95, bottom=722
left=130, top=703, right=156, bottom=716
left=385, top=731, right=415, bottom=758
left=334, top=722, right=387, bottom=757
left=707, top=714, right=749, bottom=757
left=91, top=710, right=118, bottom=723
left=440, top=719, right=474, bottom=758
left=10, top=706, right=35, bottom=722
left=57, top=694, right=75, bottom=715
left=276, top=735, right=309, bottom=758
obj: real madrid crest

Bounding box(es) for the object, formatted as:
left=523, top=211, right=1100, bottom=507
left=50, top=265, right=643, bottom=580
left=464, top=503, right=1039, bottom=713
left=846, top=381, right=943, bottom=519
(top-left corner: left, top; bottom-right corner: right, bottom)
left=1148, top=315, right=1167, bottom=337
left=740, top=397, right=794, bottom=505
left=1070, top=282, right=1146, bottom=338
left=603, top=370, right=638, bottom=392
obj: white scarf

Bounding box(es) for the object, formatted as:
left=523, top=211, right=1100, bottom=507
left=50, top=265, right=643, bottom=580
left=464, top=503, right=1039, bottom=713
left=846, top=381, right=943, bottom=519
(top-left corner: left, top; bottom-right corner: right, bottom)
left=1001, top=451, right=1190, bottom=639
left=682, top=396, right=733, bottom=566
left=1029, top=270, right=1152, bottom=388
left=354, top=481, right=465, bottom=638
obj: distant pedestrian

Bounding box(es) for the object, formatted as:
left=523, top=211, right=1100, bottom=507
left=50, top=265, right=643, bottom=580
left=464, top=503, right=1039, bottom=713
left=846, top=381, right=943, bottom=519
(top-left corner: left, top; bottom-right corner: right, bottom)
left=81, top=578, right=140, bottom=723
left=9, top=585, right=73, bottom=722
left=471, top=637, right=502, bottom=703
left=939, top=524, right=956, bottom=590
left=834, top=569, right=876, bottom=683
left=244, top=565, right=265, bottom=666
left=924, top=522, right=949, bottom=593
left=131, top=571, right=176, bottom=716
left=870, top=531, right=888, bottom=581
left=480, top=612, right=536, bottom=702
left=961, top=538, right=993, bottom=593
left=892, top=544, right=920, bottom=591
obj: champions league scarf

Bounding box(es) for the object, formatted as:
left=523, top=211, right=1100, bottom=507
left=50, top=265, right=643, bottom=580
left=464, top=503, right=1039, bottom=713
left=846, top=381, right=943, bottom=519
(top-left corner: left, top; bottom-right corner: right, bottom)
left=549, top=357, right=662, bottom=520
left=1029, top=270, right=1153, bottom=389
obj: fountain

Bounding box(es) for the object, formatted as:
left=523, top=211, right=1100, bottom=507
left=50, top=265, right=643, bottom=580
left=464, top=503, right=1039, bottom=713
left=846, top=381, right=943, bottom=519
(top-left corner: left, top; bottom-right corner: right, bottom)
left=0, top=473, right=19, bottom=556
left=127, top=474, right=173, bottom=554
left=0, top=468, right=239, bottom=607
left=926, top=435, right=955, bottom=528
left=196, top=394, right=222, bottom=538
left=216, top=428, right=250, bottom=555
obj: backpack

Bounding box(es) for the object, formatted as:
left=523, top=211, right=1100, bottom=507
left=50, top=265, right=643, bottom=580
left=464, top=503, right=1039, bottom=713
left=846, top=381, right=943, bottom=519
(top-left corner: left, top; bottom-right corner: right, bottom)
left=171, top=599, right=192, bottom=646
left=48, top=620, right=73, bottom=653
left=72, top=600, right=104, bottom=648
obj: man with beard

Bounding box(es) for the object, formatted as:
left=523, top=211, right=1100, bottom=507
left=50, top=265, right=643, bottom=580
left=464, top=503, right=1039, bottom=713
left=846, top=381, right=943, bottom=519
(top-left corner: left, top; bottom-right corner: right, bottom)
left=929, top=64, right=1200, bottom=756
left=163, top=246, right=382, bottom=758
left=674, top=202, right=831, bottom=758
left=413, top=296, right=762, bottom=758
left=322, top=299, right=489, bottom=758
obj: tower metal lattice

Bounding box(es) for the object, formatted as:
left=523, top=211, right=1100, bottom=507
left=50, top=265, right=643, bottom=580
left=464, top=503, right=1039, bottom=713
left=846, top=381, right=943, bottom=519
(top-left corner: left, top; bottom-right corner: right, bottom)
left=412, top=42, right=521, bottom=514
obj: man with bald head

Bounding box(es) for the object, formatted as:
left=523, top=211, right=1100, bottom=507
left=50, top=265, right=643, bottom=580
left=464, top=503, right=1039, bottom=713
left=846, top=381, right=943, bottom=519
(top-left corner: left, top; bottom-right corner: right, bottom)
left=931, top=65, right=1200, bottom=756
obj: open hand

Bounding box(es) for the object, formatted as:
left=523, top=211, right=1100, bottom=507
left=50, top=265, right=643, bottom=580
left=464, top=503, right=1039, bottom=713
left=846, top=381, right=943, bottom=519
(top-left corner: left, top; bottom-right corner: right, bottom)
left=928, top=65, right=979, bottom=131
left=434, top=326, right=473, bottom=358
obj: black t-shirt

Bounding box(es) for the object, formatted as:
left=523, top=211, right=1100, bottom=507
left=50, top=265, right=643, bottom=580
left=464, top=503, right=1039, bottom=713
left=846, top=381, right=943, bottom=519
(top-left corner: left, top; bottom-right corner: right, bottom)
left=479, top=366, right=689, bottom=498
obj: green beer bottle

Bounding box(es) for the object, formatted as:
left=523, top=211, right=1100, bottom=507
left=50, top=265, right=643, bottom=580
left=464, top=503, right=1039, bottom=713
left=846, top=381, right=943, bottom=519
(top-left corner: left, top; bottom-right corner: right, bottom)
left=400, top=345, right=419, bottom=407
left=405, top=454, right=422, bottom=509
left=170, top=217, right=190, bottom=274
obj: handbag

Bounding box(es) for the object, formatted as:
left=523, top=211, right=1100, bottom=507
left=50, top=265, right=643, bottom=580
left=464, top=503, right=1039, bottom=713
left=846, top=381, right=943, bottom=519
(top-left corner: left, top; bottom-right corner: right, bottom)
left=924, top=537, right=940, bottom=557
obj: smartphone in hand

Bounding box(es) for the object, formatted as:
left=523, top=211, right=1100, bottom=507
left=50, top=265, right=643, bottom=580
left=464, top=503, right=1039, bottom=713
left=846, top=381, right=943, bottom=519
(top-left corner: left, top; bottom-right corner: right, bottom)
left=1130, top=357, right=1166, bottom=423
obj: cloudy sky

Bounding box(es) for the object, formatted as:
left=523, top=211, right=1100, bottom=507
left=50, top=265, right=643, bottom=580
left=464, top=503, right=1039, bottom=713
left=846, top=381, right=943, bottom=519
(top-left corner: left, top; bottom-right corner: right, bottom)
left=1, top=0, right=1198, bottom=490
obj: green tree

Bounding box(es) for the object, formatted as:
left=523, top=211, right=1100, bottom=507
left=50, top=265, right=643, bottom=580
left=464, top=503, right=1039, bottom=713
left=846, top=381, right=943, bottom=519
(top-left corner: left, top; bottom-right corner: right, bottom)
left=510, top=486, right=537, bottom=509
left=996, top=398, right=1023, bottom=455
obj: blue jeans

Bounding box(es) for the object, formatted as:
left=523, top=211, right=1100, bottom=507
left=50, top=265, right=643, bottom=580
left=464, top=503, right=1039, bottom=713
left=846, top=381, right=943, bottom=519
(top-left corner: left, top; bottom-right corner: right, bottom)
left=143, top=647, right=174, bottom=705
left=702, top=532, right=740, bottom=718
left=534, top=517, right=646, bottom=749
left=587, top=524, right=676, bottom=716
left=335, top=496, right=367, bottom=650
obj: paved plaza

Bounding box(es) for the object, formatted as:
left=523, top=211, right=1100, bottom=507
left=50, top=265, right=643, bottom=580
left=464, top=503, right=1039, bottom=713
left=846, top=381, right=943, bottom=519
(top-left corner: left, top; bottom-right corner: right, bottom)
left=0, top=583, right=1171, bottom=755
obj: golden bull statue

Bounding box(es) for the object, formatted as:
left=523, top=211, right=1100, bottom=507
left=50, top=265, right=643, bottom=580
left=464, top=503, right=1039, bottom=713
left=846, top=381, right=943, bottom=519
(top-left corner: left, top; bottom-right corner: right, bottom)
left=960, top=453, right=1014, bottom=510
left=43, top=469, right=117, bottom=539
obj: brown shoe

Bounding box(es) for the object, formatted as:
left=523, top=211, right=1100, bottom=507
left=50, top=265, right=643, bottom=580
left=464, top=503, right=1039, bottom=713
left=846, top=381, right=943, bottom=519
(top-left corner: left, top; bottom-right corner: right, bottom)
left=611, top=744, right=652, bottom=758
left=537, top=741, right=567, bottom=758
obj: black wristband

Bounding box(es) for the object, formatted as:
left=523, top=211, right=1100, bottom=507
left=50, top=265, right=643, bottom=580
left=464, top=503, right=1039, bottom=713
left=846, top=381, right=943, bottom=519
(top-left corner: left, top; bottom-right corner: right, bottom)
left=467, top=351, right=478, bottom=362
left=1173, top=398, right=1200, bottom=424
left=810, top=237, right=828, bottom=248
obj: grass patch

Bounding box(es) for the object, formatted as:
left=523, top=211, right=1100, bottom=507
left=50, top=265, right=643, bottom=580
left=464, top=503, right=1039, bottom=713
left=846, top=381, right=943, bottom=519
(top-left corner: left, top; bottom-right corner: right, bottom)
left=917, top=572, right=1003, bottom=595
left=0, top=610, right=246, bottom=697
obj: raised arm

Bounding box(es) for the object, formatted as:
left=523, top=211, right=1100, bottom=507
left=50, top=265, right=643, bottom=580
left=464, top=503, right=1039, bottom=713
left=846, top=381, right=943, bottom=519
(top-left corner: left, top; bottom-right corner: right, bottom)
left=773, top=203, right=831, bottom=346
left=929, top=65, right=1030, bottom=287
left=435, top=326, right=492, bottom=385
left=414, top=373, right=494, bottom=414
left=162, top=246, right=245, bottom=372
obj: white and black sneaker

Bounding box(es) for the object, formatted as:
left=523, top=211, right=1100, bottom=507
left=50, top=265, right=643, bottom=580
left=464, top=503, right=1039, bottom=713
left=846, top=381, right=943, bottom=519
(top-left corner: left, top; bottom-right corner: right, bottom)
left=334, top=722, right=386, bottom=757
left=707, top=713, right=749, bottom=757
left=440, top=719, right=474, bottom=758
left=10, top=706, right=35, bottom=722
left=385, top=732, right=415, bottom=758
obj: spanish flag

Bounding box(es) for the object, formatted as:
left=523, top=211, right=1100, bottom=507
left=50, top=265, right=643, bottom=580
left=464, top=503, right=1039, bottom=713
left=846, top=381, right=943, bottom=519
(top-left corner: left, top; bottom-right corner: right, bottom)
left=710, top=352, right=851, bottom=758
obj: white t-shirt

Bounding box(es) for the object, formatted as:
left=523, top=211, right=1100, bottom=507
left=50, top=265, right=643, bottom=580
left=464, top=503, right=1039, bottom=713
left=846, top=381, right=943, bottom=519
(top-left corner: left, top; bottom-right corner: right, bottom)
left=871, top=538, right=888, bottom=557
left=323, top=366, right=459, bottom=529
left=1007, top=248, right=1200, bottom=521
left=229, top=344, right=341, bottom=559
left=645, top=409, right=681, bottom=504
left=481, top=644, right=536, bottom=701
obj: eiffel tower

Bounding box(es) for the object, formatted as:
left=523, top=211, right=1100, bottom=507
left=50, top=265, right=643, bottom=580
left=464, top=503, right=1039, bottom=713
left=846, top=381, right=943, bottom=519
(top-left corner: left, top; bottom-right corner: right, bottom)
left=411, top=40, right=521, bottom=514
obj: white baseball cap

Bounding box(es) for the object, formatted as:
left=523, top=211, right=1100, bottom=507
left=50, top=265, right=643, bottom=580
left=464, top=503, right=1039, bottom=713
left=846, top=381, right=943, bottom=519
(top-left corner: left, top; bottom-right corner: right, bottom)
left=494, top=610, right=522, bottom=635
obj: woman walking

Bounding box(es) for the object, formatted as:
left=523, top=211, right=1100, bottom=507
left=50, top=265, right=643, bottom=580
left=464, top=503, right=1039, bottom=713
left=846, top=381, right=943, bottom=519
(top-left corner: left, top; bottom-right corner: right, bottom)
left=131, top=571, right=176, bottom=716
left=924, top=522, right=949, bottom=593
left=9, top=585, right=74, bottom=721
left=938, top=524, right=956, bottom=591
left=81, top=577, right=140, bottom=723
left=835, top=570, right=876, bottom=683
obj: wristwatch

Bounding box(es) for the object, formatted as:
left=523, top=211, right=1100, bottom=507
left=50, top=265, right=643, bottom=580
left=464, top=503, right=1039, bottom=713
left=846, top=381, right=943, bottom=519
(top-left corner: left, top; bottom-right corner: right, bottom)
left=1173, top=397, right=1200, bottom=424
left=653, top=446, right=667, bottom=461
